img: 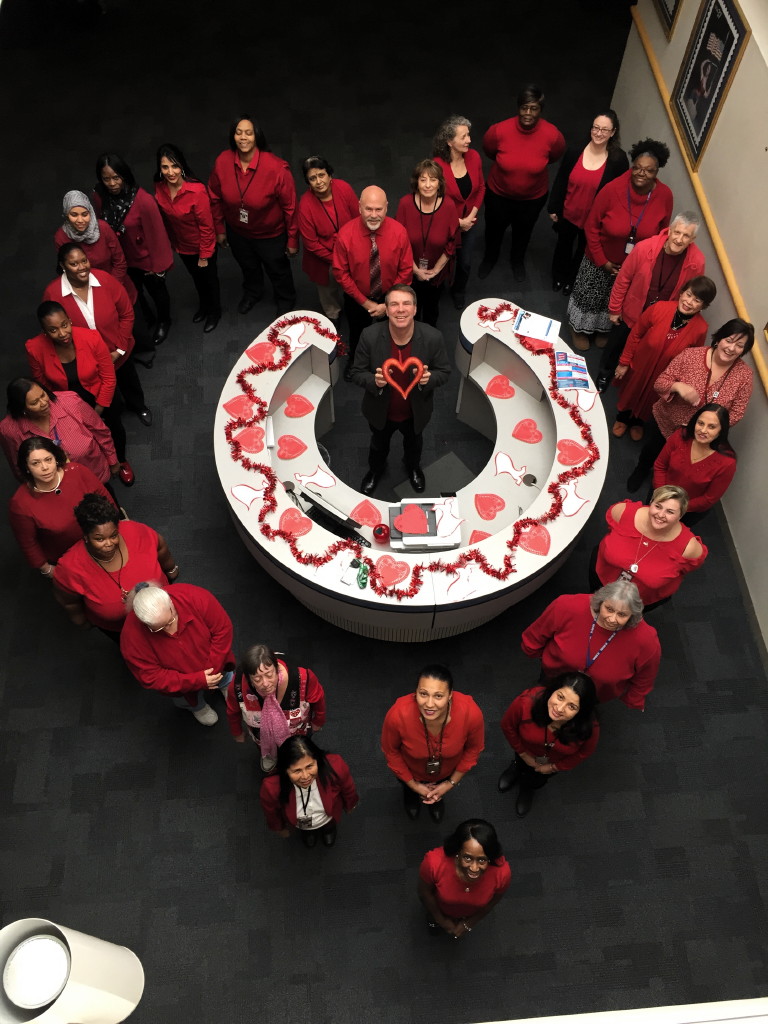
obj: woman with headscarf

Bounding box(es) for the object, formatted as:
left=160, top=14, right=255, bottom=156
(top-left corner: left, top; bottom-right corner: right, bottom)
left=53, top=190, right=132, bottom=296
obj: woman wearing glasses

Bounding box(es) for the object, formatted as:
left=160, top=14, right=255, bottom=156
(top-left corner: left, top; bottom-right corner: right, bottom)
left=418, top=819, right=511, bottom=938
left=547, top=110, right=627, bottom=295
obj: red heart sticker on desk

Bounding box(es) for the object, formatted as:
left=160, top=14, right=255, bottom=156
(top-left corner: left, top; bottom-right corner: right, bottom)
left=234, top=426, right=265, bottom=453
left=246, top=341, right=278, bottom=364
left=393, top=504, right=429, bottom=535
left=223, top=395, right=254, bottom=418
left=512, top=419, right=543, bottom=444
left=381, top=356, right=424, bottom=400
left=375, top=555, right=411, bottom=587
left=469, top=530, right=491, bottom=544
left=475, top=493, right=505, bottom=521
left=279, top=508, right=312, bottom=536
left=350, top=499, right=381, bottom=528
left=285, top=394, right=314, bottom=418
left=519, top=524, right=551, bottom=556
left=556, top=439, right=588, bottom=465
left=276, top=435, right=307, bottom=460
left=485, top=375, right=516, bottom=399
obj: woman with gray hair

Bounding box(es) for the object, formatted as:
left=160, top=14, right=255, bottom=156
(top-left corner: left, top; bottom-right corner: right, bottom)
left=521, top=580, right=661, bottom=710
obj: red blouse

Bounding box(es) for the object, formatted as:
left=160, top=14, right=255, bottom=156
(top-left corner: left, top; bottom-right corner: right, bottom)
left=381, top=691, right=484, bottom=783
left=653, top=429, right=736, bottom=515
left=563, top=156, right=605, bottom=229
left=154, top=180, right=217, bottom=259
left=395, top=194, right=459, bottom=286
left=208, top=149, right=298, bottom=247
left=652, top=347, right=753, bottom=439
left=501, top=686, right=599, bottom=769
left=585, top=170, right=673, bottom=268
left=483, top=117, right=565, bottom=200
left=297, top=179, right=359, bottom=285
left=419, top=847, right=511, bottom=919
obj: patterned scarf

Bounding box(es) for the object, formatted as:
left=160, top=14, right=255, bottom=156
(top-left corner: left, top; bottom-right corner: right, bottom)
left=61, top=190, right=100, bottom=245
left=258, top=693, right=292, bottom=761
left=100, top=186, right=138, bottom=234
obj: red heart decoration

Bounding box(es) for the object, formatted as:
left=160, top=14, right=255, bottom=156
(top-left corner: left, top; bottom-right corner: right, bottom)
left=375, top=555, right=411, bottom=587
left=485, top=375, right=516, bottom=399
left=469, top=530, right=491, bottom=544
left=525, top=338, right=554, bottom=354
left=234, top=426, right=265, bottom=453
left=284, top=394, right=314, bottom=418
left=350, top=500, right=381, bottom=528
left=519, top=524, right=551, bottom=556
left=223, top=395, right=254, bottom=418
left=381, top=357, right=424, bottom=401
left=512, top=419, right=543, bottom=444
left=556, top=439, right=589, bottom=466
left=393, top=504, right=429, bottom=535
left=246, top=341, right=278, bottom=364
left=475, top=493, right=505, bottom=521
left=276, top=435, right=307, bottom=460
left=279, top=508, right=312, bottom=537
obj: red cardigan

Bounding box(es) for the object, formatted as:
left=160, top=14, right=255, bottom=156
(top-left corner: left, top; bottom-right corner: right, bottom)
left=93, top=188, right=174, bottom=273
left=154, top=180, right=217, bottom=259
left=26, top=325, right=116, bottom=408
left=501, top=687, right=599, bottom=769
left=521, top=593, right=660, bottom=709
left=332, top=216, right=413, bottom=307
left=654, top=429, right=736, bottom=515
left=54, top=221, right=128, bottom=286
left=585, top=170, right=673, bottom=268
left=208, top=149, right=298, bottom=247
left=42, top=270, right=135, bottom=367
left=259, top=754, right=358, bottom=832
left=381, top=691, right=484, bottom=783
left=395, top=194, right=459, bottom=285
left=298, top=179, right=359, bottom=285
left=433, top=149, right=486, bottom=219
left=483, top=117, right=565, bottom=200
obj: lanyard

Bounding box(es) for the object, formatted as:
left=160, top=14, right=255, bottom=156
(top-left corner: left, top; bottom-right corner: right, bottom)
left=584, top=620, right=619, bottom=670
left=626, top=183, right=653, bottom=234
left=317, top=193, right=339, bottom=233
left=417, top=196, right=439, bottom=256
left=298, top=783, right=312, bottom=818
left=422, top=715, right=446, bottom=761
left=236, top=151, right=261, bottom=207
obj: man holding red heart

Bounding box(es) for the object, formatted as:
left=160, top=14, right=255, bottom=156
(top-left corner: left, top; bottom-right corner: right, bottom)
left=351, top=285, right=451, bottom=495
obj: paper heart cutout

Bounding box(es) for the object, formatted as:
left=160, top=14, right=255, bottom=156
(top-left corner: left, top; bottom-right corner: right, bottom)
left=284, top=394, right=314, bottom=418
left=381, top=356, right=424, bottom=401
left=469, top=530, right=491, bottom=544
left=375, top=555, right=410, bottom=587
left=231, top=484, right=265, bottom=510
left=512, top=419, right=543, bottom=444
left=279, top=508, right=312, bottom=536
left=524, top=338, right=554, bottom=354
left=276, top=435, right=307, bottom=460
left=246, top=341, right=278, bottom=364
left=393, top=504, right=429, bottom=535
left=234, top=426, right=265, bottom=453
left=519, top=524, right=551, bottom=556
left=475, top=493, right=505, bottom=521
left=485, top=375, right=516, bottom=399
left=350, top=500, right=381, bottom=528
left=223, top=395, right=255, bottom=418
left=556, top=439, right=589, bottom=465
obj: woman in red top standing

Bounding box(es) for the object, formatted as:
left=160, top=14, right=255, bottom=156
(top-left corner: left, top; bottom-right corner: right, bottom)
left=432, top=115, right=486, bottom=309
left=154, top=143, right=221, bottom=334
left=208, top=114, right=298, bottom=317
left=53, top=190, right=130, bottom=295
left=480, top=83, right=565, bottom=282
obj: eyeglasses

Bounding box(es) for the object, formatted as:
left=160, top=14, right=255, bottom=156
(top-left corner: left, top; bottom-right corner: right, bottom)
left=148, top=613, right=177, bottom=633
left=252, top=664, right=277, bottom=678
left=591, top=126, right=613, bottom=134
left=459, top=854, right=489, bottom=866
left=631, top=165, right=657, bottom=176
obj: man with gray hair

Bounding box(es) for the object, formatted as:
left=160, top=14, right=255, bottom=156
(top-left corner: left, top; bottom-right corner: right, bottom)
left=597, top=211, right=705, bottom=392
left=120, top=582, right=235, bottom=726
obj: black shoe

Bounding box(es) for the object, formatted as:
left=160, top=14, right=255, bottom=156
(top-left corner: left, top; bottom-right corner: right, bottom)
left=516, top=788, right=534, bottom=818
left=403, top=788, right=421, bottom=820
left=428, top=800, right=445, bottom=824
left=153, top=321, right=171, bottom=345
left=562, top=283, right=573, bottom=296
left=203, top=312, right=220, bottom=333
left=450, top=290, right=465, bottom=310
left=238, top=295, right=257, bottom=315
left=477, top=260, right=494, bottom=280
left=192, top=309, right=204, bottom=323
left=626, top=468, right=645, bottom=492
left=409, top=467, right=425, bottom=493
left=321, top=824, right=337, bottom=848
left=343, top=362, right=354, bottom=382
left=137, top=407, right=153, bottom=427
left=301, top=830, right=317, bottom=849
left=361, top=470, right=380, bottom=496
left=497, top=762, right=519, bottom=793
left=552, top=279, right=563, bottom=292
left=512, top=262, right=526, bottom=282
left=132, top=352, right=155, bottom=369
left=596, top=373, right=610, bottom=394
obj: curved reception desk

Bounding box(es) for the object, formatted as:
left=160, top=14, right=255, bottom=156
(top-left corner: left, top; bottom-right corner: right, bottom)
left=214, top=302, right=608, bottom=641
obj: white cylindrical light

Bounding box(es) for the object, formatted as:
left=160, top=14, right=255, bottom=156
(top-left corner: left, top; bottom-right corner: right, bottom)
left=3, top=935, right=70, bottom=1009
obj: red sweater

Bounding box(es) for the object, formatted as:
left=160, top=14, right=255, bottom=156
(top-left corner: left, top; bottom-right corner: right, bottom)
left=298, top=179, right=359, bottom=285
left=483, top=117, right=565, bottom=200
left=208, top=149, right=298, bottom=246
left=395, top=195, right=459, bottom=285
left=120, top=583, right=235, bottom=704
left=225, top=659, right=327, bottom=738
left=381, top=691, right=484, bottom=783
left=259, top=754, right=358, bottom=832
left=652, top=347, right=753, bottom=438
left=42, top=270, right=135, bottom=367
left=54, top=221, right=128, bottom=287
left=93, top=188, right=174, bottom=273
left=585, top=171, right=673, bottom=268
left=501, top=686, right=599, bottom=768
left=596, top=501, right=707, bottom=604
left=26, top=325, right=117, bottom=408
left=9, top=462, right=114, bottom=568
left=332, top=216, right=413, bottom=307
left=433, top=149, right=486, bottom=219
left=154, top=180, right=217, bottom=259
left=521, top=594, right=660, bottom=709
left=419, top=848, right=511, bottom=919
left=654, top=429, right=736, bottom=515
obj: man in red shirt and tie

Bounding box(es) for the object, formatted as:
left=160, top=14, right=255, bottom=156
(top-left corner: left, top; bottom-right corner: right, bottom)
left=333, top=185, right=413, bottom=381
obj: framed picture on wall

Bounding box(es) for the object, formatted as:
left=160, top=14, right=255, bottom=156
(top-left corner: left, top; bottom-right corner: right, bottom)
left=652, top=0, right=684, bottom=39
left=670, top=0, right=751, bottom=167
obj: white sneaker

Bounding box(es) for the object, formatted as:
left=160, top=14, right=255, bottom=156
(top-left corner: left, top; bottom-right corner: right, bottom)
left=191, top=703, right=218, bottom=726
left=260, top=754, right=277, bottom=773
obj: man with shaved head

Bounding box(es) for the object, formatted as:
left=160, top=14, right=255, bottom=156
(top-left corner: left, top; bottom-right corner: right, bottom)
left=333, top=185, right=413, bottom=380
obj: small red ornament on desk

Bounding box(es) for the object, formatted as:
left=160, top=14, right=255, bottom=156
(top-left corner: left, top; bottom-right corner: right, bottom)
left=372, top=524, right=390, bottom=545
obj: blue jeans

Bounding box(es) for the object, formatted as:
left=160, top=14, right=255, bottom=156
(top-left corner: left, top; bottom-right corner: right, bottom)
left=173, top=670, right=234, bottom=711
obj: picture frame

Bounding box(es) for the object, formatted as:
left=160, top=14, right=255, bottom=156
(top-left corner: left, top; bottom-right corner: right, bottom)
left=652, top=0, right=684, bottom=39
left=670, top=0, right=751, bottom=168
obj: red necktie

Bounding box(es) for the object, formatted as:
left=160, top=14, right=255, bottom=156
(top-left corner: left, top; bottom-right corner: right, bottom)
left=369, top=232, right=382, bottom=301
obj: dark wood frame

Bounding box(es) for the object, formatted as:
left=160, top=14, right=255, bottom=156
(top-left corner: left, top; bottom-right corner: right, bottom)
left=652, top=0, right=684, bottom=39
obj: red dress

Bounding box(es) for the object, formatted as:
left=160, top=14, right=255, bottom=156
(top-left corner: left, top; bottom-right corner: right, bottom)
left=298, top=180, right=359, bottom=285
left=500, top=687, right=599, bottom=768
left=419, top=848, right=511, bottom=919
left=653, top=429, right=737, bottom=515
left=380, top=691, right=484, bottom=783
left=395, top=194, right=459, bottom=286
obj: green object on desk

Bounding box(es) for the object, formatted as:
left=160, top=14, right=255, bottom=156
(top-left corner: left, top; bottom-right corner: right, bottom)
left=356, top=562, right=369, bottom=589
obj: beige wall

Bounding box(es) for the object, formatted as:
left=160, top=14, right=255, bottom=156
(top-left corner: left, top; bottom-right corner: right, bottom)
left=611, top=0, right=768, bottom=640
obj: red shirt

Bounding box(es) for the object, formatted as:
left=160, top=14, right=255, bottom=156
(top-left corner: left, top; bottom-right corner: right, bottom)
left=596, top=501, right=707, bottom=604
left=93, top=188, right=174, bottom=273
left=55, top=520, right=163, bottom=631
left=120, top=583, right=235, bottom=703
left=562, top=156, right=604, bottom=229
left=208, top=149, right=298, bottom=246
left=419, top=847, right=511, bottom=919
left=332, top=216, right=413, bottom=307
left=654, top=429, right=736, bottom=515
left=54, top=221, right=128, bottom=287
left=483, top=117, right=565, bottom=200
left=501, top=686, right=599, bottom=768
left=434, top=149, right=486, bottom=219
left=395, top=194, right=458, bottom=286
left=380, top=691, right=485, bottom=783
left=26, top=325, right=117, bottom=408
left=259, top=755, right=358, bottom=832
left=9, top=462, right=115, bottom=568
left=585, top=170, right=673, bottom=268
left=652, top=347, right=753, bottom=438
left=521, top=593, right=660, bottom=709
left=42, top=269, right=135, bottom=366
left=154, top=180, right=217, bottom=259
left=298, top=179, right=359, bottom=285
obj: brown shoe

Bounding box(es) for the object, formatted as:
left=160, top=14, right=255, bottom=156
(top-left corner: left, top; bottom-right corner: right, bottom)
left=595, top=333, right=609, bottom=349
left=571, top=332, right=590, bottom=352
left=630, top=425, right=644, bottom=441
left=612, top=421, right=628, bottom=438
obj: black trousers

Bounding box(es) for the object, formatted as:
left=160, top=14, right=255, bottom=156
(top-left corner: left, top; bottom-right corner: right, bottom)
left=116, top=359, right=147, bottom=414
left=99, top=398, right=127, bottom=463
left=598, top=320, right=631, bottom=378
left=632, top=417, right=667, bottom=482
left=514, top=754, right=551, bottom=793
left=178, top=251, right=221, bottom=315
left=413, top=279, right=443, bottom=328
left=226, top=227, right=296, bottom=314
left=127, top=267, right=171, bottom=324
left=482, top=188, right=547, bottom=266
left=551, top=216, right=586, bottom=286
left=344, top=294, right=384, bottom=360
left=369, top=417, right=422, bottom=472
